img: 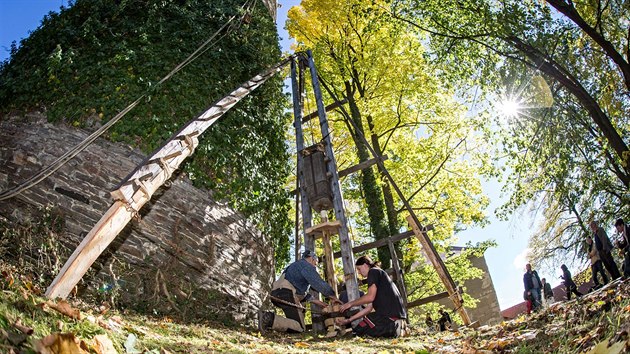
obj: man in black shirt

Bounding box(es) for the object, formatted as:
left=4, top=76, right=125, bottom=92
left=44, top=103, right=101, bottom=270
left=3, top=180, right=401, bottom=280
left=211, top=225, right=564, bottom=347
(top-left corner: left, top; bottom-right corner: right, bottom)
left=337, top=255, right=407, bottom=338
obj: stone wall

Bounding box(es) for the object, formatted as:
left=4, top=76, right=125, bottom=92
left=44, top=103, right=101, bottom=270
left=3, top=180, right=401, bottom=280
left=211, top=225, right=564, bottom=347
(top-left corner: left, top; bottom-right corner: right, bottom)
left=0, top=113, right=274, bottom=325
left=437, top=254, right=503, bottom=326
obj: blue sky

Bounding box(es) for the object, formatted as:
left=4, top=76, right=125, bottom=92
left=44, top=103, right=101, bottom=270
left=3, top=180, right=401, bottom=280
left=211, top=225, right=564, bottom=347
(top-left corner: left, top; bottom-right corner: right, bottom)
left=1, top=0, right=542, bottom=311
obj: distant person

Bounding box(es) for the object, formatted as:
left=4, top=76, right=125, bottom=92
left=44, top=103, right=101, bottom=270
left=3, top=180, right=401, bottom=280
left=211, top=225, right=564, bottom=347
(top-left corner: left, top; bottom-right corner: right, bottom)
left=258, top=250, right=341, bottom=333
left=437, top=309, right=452, bottom=331
left=560, top=264, right=582, bottom=300
left=523, top=290, right=532, bottom=314
left=614, top=219, right=630, bottom=279
left=541, top=278, right=554, bottom=304
left=590, top=220, right=621, bottom=280
left=586, top=235, right=608, bottom=289
left=425, top=313, right=435, bottom=331
left=523, top=263, right=542, bottom=311
left=336, top=255, right=407, bottom=338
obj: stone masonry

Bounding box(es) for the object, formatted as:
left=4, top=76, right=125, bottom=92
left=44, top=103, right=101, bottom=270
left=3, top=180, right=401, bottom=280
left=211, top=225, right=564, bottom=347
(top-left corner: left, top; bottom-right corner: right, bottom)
left=0, top=113, right=274, bottom=325
left=437, top=254, right=503, bottom=326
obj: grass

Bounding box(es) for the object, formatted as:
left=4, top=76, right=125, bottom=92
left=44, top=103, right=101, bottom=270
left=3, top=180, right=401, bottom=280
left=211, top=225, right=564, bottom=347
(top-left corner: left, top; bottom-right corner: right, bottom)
left=1, top=260, right=629, bottom=353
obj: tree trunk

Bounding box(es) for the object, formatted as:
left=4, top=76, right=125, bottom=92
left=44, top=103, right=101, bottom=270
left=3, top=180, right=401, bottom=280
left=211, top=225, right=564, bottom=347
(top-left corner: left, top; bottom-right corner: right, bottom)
left=366, top=115, right=402, bottom=261
left=344, top=81, right=391, bottom=268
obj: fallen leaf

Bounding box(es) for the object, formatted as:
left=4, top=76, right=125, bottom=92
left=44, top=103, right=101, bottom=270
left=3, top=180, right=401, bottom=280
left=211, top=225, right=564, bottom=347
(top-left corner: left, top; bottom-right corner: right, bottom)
left=294, top=341, right=309, bottom=348
left=46, top=299, right=81, bottom=320
left=92, top=334, right=117, bottom=354
left=13, top=319, right=33, bottom=335
left=586, top=339, right=625, bottom=354
left=35, top=333, right=85, bottom=354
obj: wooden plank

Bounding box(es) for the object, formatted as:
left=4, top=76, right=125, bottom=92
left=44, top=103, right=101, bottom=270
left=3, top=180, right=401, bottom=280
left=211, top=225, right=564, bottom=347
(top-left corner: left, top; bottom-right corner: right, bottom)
left=301, top=99, right=347, bottom=123
left=338, top=155, right=388, bottom=178
left=406, top=291, right=450, bottom=309
left=46, top=57, right=293, bottom=299
left=46, top=201, right=134, bottom=298
left=305, top=220, right=341, bottom=238
left=292, top=58, right=323, bottom=332
left=331, top=228, right=435, bottom=259
left=307, top=50, right=359, bottom=304
left=407, top=215, right=471, bottom=325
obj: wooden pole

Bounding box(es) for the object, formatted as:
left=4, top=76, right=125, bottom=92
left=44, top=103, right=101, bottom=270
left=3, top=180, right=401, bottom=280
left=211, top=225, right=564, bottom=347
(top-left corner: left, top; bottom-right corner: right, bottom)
left=292, top=57, right=324, bottom=332
left=291, top=58, right=308, bottom=263
left=388, top=239, right=408, bottom=309
left=46, top=57, right=292, bottom=299
left=407, top=215, right=471, bottom=325
left=305, top=51, right=359, bottom=303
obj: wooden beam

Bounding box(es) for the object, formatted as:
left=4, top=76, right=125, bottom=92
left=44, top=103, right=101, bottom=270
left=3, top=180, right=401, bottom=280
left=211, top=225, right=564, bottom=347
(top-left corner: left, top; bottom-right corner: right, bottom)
left=302, top=99, right=347, bottom=123
left=46, top=57, right=293, bottom=299
left=306, top=50, right=359, bottom=304
left=406, top=291, right=450, bottom=309
left=46, top=201, right=134, bottom=298
left=338, top=155, right=388, bottom=178
left=331, top=226, right=434, bottom=259
left=407, top=215, right=471, bottom=325
left=305, top=220, right=341, bottom=239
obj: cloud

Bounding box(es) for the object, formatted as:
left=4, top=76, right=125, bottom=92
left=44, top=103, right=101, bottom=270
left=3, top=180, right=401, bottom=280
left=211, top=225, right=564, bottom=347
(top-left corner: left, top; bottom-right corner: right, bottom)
left=513, top=247, right=531, bottom=271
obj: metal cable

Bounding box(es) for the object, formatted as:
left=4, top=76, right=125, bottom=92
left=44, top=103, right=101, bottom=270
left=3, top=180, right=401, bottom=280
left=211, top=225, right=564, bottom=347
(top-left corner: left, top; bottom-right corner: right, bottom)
left=0, top=0, right=254, bottom=201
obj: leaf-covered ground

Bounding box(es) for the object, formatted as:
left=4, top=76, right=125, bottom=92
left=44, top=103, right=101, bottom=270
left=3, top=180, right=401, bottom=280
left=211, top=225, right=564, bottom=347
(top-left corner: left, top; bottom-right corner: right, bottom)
left=1, top=262, right=629, bottom=353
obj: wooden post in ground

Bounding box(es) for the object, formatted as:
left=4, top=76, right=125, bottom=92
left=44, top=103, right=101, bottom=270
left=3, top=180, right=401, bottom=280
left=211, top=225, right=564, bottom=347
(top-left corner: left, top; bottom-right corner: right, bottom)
left=291, top=58, right=312, bottom=261
left=291, top=57, right=325, bottom=332
left=305, top=50, right=359, bottom=303
left=388, top=239, right=408, bottom=309
left=407, top=215, right=471, bottom=325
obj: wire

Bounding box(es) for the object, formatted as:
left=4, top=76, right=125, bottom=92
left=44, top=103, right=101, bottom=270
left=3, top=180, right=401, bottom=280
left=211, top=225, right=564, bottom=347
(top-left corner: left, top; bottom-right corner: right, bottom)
left=0, top=1, right=253, bottom=201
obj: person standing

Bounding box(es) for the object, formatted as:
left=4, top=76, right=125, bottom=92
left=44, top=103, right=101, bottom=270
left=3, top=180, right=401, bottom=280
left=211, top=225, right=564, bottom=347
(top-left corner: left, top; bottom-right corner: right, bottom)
left=586, top=235, right=608, bottom=289
left=541, top=278, right=554, bottom=305
left=589, top=220, right=621, bottom=280
left=614, top=219, right=630, bottom=279
left=523, top=263, right=542, bottom=311
left=560, top=264, right=583, bottom=300
left=258, top=250, right=341, bottom=333
left=336, top=256, right=407, bottom=338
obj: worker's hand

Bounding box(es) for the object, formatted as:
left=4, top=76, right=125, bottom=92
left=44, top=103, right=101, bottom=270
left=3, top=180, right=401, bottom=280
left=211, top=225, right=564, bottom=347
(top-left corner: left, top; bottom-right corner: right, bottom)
left=311, top=299, right=328, bottom=308
left=329, top=296, right=342, bottom=305
left=335, top=317, right=351, bottom=326
left=339, top=302, right=352, bottom=313
left=527, top=291, right=531, bottom=296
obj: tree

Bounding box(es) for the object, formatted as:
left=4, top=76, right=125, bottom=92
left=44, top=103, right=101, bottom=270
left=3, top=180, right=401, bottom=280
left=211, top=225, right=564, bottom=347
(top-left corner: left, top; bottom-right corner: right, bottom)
left=287, top=0, right=492, bottom=301
left=391, top=0, right=629, bottom=267
left=0, top=0, right=293, bottom=266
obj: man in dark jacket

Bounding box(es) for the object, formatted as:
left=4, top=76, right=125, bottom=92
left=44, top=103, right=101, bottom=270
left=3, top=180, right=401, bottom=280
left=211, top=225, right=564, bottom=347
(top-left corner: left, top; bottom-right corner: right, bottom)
left=590, top=220, right=621, bottom=280
left=258, top=250, right=341, bottom=333
left=523, top=263, right=542, bottom=311
left=614, top=218, right=630, bottom=279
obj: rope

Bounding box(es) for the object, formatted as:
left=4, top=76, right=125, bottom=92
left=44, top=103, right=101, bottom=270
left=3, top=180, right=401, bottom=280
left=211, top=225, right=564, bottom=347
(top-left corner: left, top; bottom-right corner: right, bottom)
left=270, top=295, right=307, bottom=310
left=0, top=0, right=254, bottom=202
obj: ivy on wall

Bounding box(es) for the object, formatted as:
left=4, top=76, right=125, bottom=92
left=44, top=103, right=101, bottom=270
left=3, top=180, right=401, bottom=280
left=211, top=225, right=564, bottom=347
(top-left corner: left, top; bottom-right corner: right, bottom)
left=0, top=0, right=292, bottom=266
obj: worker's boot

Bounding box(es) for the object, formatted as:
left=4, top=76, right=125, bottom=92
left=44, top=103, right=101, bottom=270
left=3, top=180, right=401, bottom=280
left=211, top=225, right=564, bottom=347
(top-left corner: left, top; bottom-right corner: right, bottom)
left=257, top=311, right=275, bottom=332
